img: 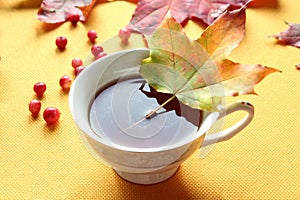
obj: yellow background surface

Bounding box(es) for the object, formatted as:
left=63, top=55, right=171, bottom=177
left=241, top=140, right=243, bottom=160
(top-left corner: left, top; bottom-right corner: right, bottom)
left=0, top=0, right=299, bottom=199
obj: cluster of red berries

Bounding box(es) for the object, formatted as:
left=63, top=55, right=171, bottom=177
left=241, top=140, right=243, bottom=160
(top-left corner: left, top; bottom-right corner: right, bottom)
left=55, top=30, right=109, bottom=62
left=55, top=29, right=99, bottom=50
left=29, top=75, right=76, bottom=125
left=29, top=82, right=61, bottom=125
left=29, top=29, right=101, bottom=125
left=29, top=65, right=81, bottom=125
left=31, top=28, right=132, bottom=125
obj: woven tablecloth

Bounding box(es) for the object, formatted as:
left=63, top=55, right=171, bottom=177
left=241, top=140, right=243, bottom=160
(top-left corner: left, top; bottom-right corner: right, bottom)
left=0, top=0, right=299, bottom=199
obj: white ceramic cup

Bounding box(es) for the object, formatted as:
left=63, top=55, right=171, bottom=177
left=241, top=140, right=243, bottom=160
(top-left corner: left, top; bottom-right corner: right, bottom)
left=69, top=48, right=254, bottom=184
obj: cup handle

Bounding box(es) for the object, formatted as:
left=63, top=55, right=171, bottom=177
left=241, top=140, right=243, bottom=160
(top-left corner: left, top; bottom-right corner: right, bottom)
left=201, top=101, right=254, bottom=148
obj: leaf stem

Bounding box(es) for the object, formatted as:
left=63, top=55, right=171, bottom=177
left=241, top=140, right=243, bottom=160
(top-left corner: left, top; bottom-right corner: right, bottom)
left=145, top=95, right=176, bottom=119
left=122, top=95, right=176, bottom=131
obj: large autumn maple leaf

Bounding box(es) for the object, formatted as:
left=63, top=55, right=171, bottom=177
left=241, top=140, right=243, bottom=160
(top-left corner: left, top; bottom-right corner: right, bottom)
left=140, top=7, right=280, bottom=111
left=126, top=0, right=251, bottom=35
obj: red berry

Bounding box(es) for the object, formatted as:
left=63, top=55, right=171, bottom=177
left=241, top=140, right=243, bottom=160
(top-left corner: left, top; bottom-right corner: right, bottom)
left=91, top=44, right=104, bottom=57
left=55, top=36, right=67, bottom=50
left=118, top=28, right=131, bottom=42
left=296, top=64, right=300, bottom=70
left=87, top=30, right=98, bottom=43
left=71, top=58, right=83, bottom=69
left=68, top=14, right=80, bottom=25
left=74, top=66, right=85, bottom=77
left=33, top=82, right=46, bottom=97
left=95, top=52, right=107, bottom=60
left=59, top=75, right=72, bottom=89
left=29, top=100, right=41, bottom=115
left=43, top=107, right=60, bottom=125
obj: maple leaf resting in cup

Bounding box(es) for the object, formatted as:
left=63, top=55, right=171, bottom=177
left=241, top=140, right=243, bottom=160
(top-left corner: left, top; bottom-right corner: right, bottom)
left=140, top=7, right=280, bottom=116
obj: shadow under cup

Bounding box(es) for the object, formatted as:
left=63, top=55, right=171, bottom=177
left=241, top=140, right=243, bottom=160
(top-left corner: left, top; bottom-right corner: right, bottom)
left=69, top=48, right=252, bottom=184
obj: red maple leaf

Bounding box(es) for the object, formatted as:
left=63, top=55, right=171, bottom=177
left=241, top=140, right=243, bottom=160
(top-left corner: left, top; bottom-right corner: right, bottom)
left=37, top=0, right=97, bottom=24
left=273, top=21, right=300, bottom=48
left=126, top=0, right=251, bottom=35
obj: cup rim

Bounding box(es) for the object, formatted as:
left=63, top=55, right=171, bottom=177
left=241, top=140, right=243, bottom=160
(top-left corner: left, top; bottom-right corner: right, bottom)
left=69, top=48, right=221, bottom=153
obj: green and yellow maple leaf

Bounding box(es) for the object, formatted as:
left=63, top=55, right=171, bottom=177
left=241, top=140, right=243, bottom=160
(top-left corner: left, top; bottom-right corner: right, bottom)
left=140, top=7, right=280, bottom=111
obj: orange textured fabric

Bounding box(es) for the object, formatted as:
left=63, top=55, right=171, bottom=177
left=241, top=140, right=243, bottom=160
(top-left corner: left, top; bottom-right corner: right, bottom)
left=0, top=0, right=299, bottom=199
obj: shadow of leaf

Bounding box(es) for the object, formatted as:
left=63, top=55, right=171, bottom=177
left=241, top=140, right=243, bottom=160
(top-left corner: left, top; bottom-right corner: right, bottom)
left=35, top=22, right=64, bottom=35
left=248, top=0, right=279, bottom=8
left=139, top=82, right=203, bottom=128
left=11, top=0, right=42, bottom=9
